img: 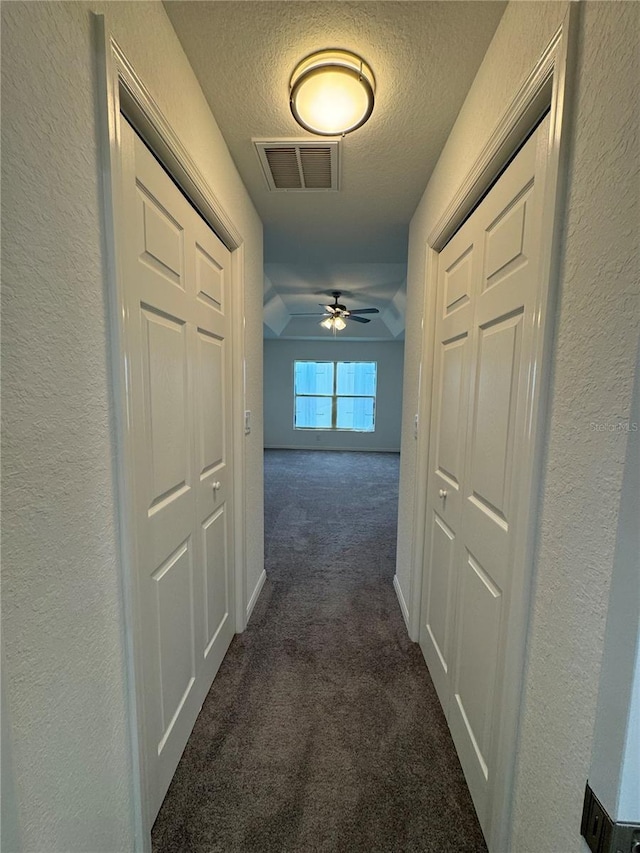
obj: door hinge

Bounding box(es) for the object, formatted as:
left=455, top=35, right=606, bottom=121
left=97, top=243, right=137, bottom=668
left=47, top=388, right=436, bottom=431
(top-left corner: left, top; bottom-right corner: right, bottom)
left=581, top=782, right=640, bottom=853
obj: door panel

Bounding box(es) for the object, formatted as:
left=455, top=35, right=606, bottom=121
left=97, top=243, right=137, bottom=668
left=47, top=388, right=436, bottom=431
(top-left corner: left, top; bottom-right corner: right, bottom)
left=424, top=511, right=456, bottom=702
left=121, top=120, right=235, bottom=822
left=196, top=330, right=224, bottom=476
left=450, top=549, right=502, bottom=815
left=468, top=312, right=523, bottom=526
left=437, top=337, right=467, bottom=488
left=444, top=246, right=472, bottom=314
left=483, top=187, right=532, bottom=289
left=141, top=308, right=190, bottom=506
left=455, top=551, right=502, bottom=760
left=203, top=507, right=229, bottom=654
left=196, top=243, right=224, bottom=310
left=420, top=117, right=550, bottom=842
left=138, top=190, right=184, bottom=285
left=152, top=539, right=196, bottom=746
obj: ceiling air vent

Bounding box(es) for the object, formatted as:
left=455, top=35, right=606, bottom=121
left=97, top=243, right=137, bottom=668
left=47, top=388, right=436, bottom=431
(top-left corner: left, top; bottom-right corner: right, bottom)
left=254, top=139, right=340, bottom=192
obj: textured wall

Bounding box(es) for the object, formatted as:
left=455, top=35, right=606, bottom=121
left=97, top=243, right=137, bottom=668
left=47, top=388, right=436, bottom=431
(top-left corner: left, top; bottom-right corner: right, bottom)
left=264, top=340, right=404, bottom=451
left=1, top=646, right=20, bottom=852
left=2, top=4, right=134, bottom=848
left=1, top=2, right=263, bottom=850
left=397, top=2, right=640, bottom=851
left=511, top=4, right=639, bottom=849
left=588, top=341, right=639, bottom=822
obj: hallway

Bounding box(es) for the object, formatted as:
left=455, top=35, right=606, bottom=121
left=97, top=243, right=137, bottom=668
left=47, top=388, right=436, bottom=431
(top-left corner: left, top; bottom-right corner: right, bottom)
left=152, top=451, right=486, bottom=852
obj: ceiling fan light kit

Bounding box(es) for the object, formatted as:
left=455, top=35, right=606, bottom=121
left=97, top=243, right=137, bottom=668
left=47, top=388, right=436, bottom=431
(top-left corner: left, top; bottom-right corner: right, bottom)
left=321, top=315, right=347, bottom=332
left=291, top=291, right=380, bottom=333
left=289, top=49, right=376, bottom=136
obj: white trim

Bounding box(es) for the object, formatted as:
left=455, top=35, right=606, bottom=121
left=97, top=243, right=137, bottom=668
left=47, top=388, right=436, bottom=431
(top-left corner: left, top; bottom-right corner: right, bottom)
left=408, top=7, right=578, bottom=852
left=111, top=43, right=242, bottom=249
left=264, top=445, right=400, bottom=453
left=246, top=570, right=267, bottom=624
left=488, top=11, right=578, bottom=850
left=393, top=575, right=410, bottom=633
left=427, top=14, right=568, bottom=252
left=94, top=14, right=249, bottom=848
left=406, top=248, right=439, bottom=642
left=94, top=18, right=148, bottom=849
left=232, top=245, right=248, bottom=632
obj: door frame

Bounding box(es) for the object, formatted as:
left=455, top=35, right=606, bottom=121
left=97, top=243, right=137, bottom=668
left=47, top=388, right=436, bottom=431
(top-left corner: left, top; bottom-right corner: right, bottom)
left=408, top=6, right=578, bottom=851
left=94, top=16, right=249, bottom=849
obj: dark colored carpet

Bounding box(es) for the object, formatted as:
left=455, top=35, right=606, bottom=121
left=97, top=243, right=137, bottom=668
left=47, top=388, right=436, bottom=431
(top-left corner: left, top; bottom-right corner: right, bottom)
left=152, top=450, right=487, bottom=853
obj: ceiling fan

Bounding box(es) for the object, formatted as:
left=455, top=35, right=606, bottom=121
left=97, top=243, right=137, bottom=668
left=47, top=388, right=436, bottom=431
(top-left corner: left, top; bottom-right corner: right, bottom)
left=291, top=291, right=380, bottom=331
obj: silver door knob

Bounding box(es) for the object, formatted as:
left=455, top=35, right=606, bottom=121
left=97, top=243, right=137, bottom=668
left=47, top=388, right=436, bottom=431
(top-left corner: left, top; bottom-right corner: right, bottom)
left=439, top=489, right=448, bottom=499
left=212, top=481, right=221, bottom=491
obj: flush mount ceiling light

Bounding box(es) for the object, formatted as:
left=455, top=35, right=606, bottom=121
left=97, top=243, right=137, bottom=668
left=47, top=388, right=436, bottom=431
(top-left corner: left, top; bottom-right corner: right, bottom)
left=289, top=49, right=376, bottom=136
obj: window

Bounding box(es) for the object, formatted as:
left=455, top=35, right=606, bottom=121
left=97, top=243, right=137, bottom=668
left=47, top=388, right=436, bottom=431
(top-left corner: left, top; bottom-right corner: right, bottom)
left=294, top=361, right=377, bottom=431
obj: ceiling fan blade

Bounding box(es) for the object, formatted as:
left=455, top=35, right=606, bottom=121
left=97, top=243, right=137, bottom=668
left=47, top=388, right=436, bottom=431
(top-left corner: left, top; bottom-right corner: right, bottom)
left=348, top=315, right=371, bottom=324
left=290, top=312, right=327, bottom=316
left=348, top=308, right=380, bottom=315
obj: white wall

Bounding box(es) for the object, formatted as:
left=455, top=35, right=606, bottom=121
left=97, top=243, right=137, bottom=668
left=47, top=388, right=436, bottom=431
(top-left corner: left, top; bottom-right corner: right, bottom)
left=264, top=340, right=404, bottom=452
left=620, top=638, right=640, bottom=821
left=588, top=344, right=639, bottom=823
left=396, top=2, right=640, bottom=851
left=1, top=646, right=20, bottom=852
left=1, top=2, right=264, bottom=850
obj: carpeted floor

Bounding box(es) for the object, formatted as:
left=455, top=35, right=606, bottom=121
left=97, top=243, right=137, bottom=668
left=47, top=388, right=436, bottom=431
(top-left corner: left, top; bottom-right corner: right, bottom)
left=152, top=450, right=488, bottom=853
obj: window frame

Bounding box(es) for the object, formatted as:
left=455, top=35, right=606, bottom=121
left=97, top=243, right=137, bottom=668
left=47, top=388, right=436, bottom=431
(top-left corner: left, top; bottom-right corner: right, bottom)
left=293, top=360, right=377, bottom=432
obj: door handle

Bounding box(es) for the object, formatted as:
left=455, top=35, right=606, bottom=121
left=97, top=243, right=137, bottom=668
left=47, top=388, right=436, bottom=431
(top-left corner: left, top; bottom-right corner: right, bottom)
left=212, top=481, right=221, bottom=491
left=439, top=489, right=448, bottom=499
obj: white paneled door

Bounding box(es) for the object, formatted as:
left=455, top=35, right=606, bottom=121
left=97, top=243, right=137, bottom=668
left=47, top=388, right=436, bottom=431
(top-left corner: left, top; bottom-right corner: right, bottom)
left=420, top=116, right=550, bottom=839
left=120, top=120, right=235, bottom=821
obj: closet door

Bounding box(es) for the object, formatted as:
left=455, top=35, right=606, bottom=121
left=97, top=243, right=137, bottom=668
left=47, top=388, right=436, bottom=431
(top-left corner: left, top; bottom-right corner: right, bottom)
left=120, top=120, right=235, bottom=821
left=419, top=214, right=477, bottom=712
left=420, top=117, right=550, bottom=838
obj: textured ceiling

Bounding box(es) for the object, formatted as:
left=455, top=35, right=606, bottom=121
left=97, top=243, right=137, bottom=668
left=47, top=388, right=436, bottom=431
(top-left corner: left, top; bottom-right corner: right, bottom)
left=164, top=0, right=506, bottom=337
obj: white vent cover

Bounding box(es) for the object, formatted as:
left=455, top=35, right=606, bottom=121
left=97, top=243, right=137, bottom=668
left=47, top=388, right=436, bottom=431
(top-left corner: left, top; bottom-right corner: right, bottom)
left=254, top=139, right=340, bottom=191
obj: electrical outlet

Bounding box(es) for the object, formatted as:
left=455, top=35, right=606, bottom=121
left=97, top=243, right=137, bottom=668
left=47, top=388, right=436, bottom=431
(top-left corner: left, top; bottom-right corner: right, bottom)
left=581, top=783, right=640, bottom=853
left=582, top=786, right=608, bottom=853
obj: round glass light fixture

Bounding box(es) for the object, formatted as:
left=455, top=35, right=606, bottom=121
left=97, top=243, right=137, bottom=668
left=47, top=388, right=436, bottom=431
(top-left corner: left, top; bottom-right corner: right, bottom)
left=290, top=49, right=376, bottom=136
left=320, top=315, right=347, bottom=332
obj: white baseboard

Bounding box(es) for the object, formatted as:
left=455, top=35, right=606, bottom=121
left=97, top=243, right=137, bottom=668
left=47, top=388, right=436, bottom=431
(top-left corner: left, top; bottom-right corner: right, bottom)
left=264, top=444, right=400, bottom=453
left=394, top=574, right=410, bottom=634
left=246, top=569, right=266, bottom=623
